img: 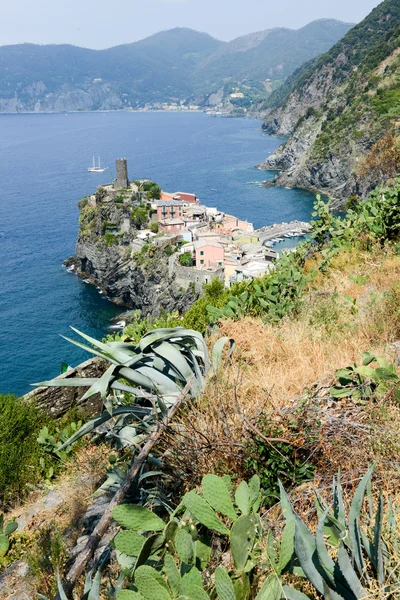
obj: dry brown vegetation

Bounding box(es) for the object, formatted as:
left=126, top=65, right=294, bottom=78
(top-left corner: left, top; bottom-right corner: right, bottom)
left=164, top=244, right=400, bottom=501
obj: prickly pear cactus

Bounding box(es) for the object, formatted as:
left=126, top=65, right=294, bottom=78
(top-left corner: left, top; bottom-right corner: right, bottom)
left=114, top=530, right=145, bottom=557
left=116, top=591, right=145, bottom=599
left=235, top=481, right=250, bottom=515
left=134, top=565, right=172, bottom=600
left=175, top=529, right=195, bottom=565
left=184, top=491, right=229, bottom=535
left=230, top=514, right=256, bottom=570
left=164, top=554, right=181, bottom=598
left=112, top=504, right=165, bottom=532
left=214, top=567, right=236, bottom=600
left=201, top=474, right=237, bottom=521
left=183, top=584, right=210, bottom=599
left=0, top=534, right=9, bottom=558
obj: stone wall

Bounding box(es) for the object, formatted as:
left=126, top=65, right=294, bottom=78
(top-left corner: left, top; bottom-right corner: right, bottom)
left=170, top=255, right=224, bottom=292
left=22, top=357, right=106, bottom=418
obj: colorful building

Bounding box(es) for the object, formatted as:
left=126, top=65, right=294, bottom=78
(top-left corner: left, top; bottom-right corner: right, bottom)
left=159, top=219, right=186, bottom=234
left=157, top=200, right=184, bottom=221
left=193, top=240, right=224, bottom=270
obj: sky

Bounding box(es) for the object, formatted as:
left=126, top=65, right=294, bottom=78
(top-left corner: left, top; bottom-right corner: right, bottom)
left=1, top=0, right=382, bottom=49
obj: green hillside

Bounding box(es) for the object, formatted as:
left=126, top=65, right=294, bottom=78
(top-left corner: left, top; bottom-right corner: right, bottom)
left=0, top=21, right=353, bottom=112
left=261, top=0, right=400, bottom=204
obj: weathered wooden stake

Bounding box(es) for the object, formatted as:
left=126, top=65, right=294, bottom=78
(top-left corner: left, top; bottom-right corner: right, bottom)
left=54, top=379, right=193, bottom=599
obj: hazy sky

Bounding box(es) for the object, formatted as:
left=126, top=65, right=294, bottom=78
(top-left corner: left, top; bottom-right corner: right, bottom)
left=1, top=0, right=382, bottom=49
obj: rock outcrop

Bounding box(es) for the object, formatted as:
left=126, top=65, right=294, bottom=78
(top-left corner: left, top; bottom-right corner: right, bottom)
left=69, top=193, right=198, bottom=318
left=258, top=0, right=400, bottom=206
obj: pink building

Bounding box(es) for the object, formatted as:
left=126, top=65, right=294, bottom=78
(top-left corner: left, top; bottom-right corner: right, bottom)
left=157, top=200, right=183, bottom=221
left=193, top=240, right=224, bottom=270
left=159, top=219, right=185, bottom=233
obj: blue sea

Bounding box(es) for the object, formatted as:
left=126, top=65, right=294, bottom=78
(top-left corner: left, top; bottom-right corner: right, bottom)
left=0, top=112, right=317, bottom=396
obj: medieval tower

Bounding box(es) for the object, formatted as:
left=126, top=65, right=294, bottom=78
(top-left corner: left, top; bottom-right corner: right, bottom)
left=114, top=158, right=129, bottom=190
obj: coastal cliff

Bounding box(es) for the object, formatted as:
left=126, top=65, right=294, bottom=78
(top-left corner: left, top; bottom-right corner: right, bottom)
left=259, top=0, right=400, bottom=205
left=68, top=191, right=198, bottom=317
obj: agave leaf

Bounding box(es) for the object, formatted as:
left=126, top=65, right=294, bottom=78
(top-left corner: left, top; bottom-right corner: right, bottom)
left=279, top=481, right=296, bottom=525
left=56, top=571, right=69, bottom=600
left=32, top=378, right=98, bottom=388
left=294, top=519, right=325, bottom=595
left=60, top=334, right=121, bottom=365
left=372, top=493, right=384, bottom=584
left=210, top=337, right=235, bottom=373
left=348, top=466, right=374, bottom=578
left=278, top=520, right=295, bottom=574
left=80, top=364, right=118, bottom=402
left=333, top=470, right=347, bottom=534
left=336, top=543, right=366, bottom=599
left=70, top=327, right=132, bottom=364
left=57, top=406, right=152, bottom=450
left=315, top=506, right=335, bottom=586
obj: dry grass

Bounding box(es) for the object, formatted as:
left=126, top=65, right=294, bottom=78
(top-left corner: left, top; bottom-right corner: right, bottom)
left=164, top=245, right=400, bottom=499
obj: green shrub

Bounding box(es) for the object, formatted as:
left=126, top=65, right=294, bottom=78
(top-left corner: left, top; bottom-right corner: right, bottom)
left=104, top=231, right=118, bottom=247
left=244, top=418, right=315, bottom=506
left=0, top=395, right=49, bottom=507
left=130, top=206, right=148, bottom=229
left=178, top=251, right=192, bottom=267
left=150, top=221, right=159, bottom=234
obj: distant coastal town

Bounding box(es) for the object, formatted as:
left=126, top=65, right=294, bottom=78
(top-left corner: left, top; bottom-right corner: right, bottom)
left=78, top=158, right=310, bottom=291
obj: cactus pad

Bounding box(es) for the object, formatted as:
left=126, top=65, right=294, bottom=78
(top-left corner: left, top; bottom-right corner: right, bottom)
left=184, top=491, right=229, bottom=535
left=201, top=475, right=237, bottom=521
left=230, top=514, right=256, bottom=570
left=214, top=567, right=236, bottom=600
left=175, top=529, right=195, bottom=565
left=114, top=530, right=145, bottom=557
left=112, top=504, right=165, bottom=532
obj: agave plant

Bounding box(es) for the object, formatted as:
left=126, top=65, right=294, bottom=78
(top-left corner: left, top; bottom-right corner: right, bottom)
left=280, top=466, right=400, bottom=599
left=35, top=327, right=234, bottom=452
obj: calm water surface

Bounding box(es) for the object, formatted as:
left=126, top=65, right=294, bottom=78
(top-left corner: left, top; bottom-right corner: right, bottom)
left=0, top=112, right=316, bottom=395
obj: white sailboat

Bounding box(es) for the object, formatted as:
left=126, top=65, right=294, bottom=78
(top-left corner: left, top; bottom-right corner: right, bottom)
left=88, top=156, right=108, bottom=173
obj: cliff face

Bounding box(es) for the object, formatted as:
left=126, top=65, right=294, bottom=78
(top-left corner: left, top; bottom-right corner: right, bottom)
left=70, top=195, right=198, bottom=318
left=259, top=0, right=400, bottom=205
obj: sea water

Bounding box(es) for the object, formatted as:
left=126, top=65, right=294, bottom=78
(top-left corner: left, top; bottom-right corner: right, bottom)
left=0, top=111, right=316, bottom=395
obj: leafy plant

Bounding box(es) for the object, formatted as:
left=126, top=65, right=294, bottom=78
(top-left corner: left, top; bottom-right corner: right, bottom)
left=330, top=352, right=400, bottom=403
left=111, top=474, right=268, bottom=599
left=244, top=421, right=315, bottom=506
left=37, top=420, right=83, bottom=461
left=0, top=513, right=18, bottom=560
left=0, top=394, right=50, bottom=507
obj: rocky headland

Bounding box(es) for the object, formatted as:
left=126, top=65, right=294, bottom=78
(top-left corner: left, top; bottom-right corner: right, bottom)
left=257, top=0, right=400, bottom=206
left=66, top=187, right=198, bottom=318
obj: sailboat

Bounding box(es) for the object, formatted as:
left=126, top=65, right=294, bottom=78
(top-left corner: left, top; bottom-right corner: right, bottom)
left=88, top=156, right=108, bottom=173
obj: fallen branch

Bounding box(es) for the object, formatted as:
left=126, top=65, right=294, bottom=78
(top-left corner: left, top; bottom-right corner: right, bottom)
left=55, top=379, right=193, bottom=599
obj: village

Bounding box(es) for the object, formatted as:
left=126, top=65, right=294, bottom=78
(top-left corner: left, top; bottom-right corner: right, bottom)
left=88, top=158, right=310, bottom=290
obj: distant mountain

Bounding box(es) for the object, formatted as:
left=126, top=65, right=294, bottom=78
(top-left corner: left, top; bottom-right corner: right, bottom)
left=0, top=21, right=354, bottom=113
left=260, top=0, right=400, bottom=204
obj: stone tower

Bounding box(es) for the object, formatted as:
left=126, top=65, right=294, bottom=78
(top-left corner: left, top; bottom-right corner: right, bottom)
left=114, top=158, right=129, bottom=190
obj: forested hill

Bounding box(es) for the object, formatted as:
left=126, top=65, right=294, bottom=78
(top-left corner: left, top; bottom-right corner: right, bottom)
left=260, top=0, right=400, bottom=205
left=0, top=20, right=353, bottom=113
